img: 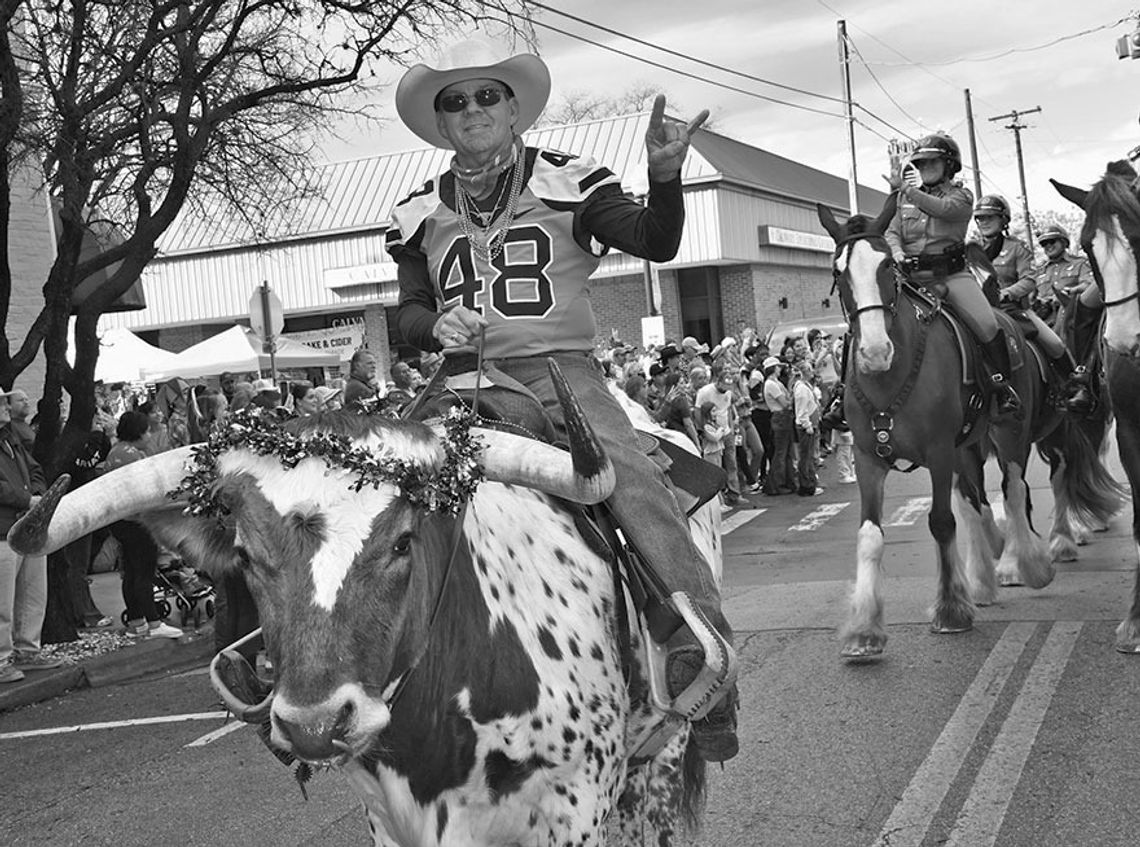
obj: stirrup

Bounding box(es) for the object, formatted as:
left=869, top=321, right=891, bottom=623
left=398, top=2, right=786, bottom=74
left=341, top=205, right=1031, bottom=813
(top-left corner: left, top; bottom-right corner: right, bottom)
left=628, top=592, right=738, bottom=761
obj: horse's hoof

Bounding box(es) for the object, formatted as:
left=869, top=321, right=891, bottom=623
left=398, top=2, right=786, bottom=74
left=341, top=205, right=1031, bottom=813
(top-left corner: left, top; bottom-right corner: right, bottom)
left=931, top=622, right=973, bottom=635
left=841, top=636, right=886, bottom=660
left=999, top=575, right=1025, bottom=587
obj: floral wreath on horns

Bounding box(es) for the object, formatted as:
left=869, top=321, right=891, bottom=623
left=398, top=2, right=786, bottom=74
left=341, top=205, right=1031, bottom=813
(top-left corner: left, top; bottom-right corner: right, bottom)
left=169, top=404, right=485, bottom=519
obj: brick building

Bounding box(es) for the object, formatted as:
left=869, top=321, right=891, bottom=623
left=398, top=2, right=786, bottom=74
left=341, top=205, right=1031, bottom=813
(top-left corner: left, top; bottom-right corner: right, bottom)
left=96, top=113, right=888, bottom=375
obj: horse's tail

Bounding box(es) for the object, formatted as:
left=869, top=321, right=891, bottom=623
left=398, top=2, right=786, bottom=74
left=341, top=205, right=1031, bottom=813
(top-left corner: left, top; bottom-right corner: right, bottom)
left=1040, top=414, right=1127, bottom=528
left=678, top=733, right=708, bottom=832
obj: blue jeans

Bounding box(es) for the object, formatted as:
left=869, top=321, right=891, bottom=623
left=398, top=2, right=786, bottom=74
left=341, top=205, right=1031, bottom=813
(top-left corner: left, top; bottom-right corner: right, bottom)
left=491, top=353, right=729, bottom=642
left=0, top=541, right=47, bottom=663
left=764, top=410, right=796, bottom=494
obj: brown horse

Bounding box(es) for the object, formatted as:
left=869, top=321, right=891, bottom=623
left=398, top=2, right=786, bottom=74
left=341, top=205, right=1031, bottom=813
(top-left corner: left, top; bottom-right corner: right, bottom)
left=1053, top=160, right=1140, bottom=652
left=817, top=199, right=1059, bottom=659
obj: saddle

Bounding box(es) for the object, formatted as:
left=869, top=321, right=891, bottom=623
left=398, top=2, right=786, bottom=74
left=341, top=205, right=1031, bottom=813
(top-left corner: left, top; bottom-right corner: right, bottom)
left=404, top=354, right=734, bottom=761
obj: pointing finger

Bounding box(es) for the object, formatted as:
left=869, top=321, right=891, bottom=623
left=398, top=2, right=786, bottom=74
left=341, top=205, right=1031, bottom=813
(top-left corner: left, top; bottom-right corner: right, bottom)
left=686, top=109, right=710, bottom=135
left=648, top=94, right=666, bottom=131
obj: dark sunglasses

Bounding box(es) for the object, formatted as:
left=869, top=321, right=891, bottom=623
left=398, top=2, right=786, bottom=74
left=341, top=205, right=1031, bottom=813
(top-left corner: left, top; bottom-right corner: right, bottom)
left=1039, top=238, right=1063, bottom=247
left=437, top=87, right=506, bottom=113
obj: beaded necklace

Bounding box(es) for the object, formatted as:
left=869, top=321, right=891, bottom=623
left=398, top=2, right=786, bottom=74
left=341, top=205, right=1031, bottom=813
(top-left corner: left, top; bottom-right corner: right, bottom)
left=453, top=138, right=525, bottom=263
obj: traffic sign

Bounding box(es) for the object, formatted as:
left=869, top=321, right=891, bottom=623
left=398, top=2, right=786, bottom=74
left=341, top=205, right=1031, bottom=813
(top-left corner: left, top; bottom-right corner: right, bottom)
left=249, top=283, right=284, bottom=340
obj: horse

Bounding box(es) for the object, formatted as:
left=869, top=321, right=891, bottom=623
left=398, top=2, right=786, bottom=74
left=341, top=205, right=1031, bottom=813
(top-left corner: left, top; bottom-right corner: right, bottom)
left=1053, top=159, right=1140, bottom=652
left=816, top=197, right=1070, bottom=659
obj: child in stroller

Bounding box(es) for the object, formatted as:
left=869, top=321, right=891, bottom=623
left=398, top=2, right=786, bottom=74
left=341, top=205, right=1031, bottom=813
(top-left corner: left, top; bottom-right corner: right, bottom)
left=121, top=553, right=216, bottom=629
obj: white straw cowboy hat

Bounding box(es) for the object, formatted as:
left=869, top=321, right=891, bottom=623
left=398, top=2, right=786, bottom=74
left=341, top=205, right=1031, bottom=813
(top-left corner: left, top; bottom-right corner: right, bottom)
left=395, top=38, right=551, bottom=150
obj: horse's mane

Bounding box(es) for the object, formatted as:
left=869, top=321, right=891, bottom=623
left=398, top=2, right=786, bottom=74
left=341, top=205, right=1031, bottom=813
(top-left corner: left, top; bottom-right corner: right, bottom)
left=844, top=214, right=877, bottom=238
left=1081, top=160, right=1140, bottom=247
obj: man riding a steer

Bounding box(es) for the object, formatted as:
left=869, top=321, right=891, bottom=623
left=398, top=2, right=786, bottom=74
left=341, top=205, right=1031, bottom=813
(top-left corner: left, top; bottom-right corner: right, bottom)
left=386, top=38, right=738, bottom=763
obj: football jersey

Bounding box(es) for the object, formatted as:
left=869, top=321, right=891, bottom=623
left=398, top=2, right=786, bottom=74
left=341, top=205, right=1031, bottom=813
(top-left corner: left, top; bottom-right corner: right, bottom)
left=387, top=147, right=623, bottom=359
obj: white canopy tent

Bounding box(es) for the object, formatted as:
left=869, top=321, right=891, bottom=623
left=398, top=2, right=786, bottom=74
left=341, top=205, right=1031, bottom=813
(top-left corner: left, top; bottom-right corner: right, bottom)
left=140, top=325, right=341, bottom=381
left=67, top=324, right=180, bottom=384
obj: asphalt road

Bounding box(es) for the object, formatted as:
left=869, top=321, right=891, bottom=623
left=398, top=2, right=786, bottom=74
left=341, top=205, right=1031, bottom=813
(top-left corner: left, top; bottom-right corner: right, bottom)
left=2, top=439, right=1139, bottom=847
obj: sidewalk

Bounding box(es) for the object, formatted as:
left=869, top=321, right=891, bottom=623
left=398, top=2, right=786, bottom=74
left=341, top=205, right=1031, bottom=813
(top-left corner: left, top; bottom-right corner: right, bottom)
left=0, top=571, right=217, bottom=713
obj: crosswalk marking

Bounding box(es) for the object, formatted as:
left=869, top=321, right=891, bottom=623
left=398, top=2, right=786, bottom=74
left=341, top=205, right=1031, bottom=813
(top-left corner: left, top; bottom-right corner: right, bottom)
left=884, top=496, right=932, bottom=527
left=722, top=508, right=765, bottom=535
left=789, top=502, right=850, bottom=532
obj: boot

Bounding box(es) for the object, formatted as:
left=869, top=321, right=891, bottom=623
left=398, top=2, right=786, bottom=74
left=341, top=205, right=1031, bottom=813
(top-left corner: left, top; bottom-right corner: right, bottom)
left=1048, top=351, right=1093, bottom=414
left=980, top=335, right=1021, bottom=416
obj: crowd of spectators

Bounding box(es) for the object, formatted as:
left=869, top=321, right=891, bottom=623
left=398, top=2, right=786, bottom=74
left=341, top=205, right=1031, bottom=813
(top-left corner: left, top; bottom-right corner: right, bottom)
left=599, top=326, right=855, bottom=508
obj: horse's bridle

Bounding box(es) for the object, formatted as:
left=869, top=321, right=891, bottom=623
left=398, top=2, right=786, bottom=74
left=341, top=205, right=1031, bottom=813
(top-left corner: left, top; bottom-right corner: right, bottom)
left=830, top=233, right=901, bottom=324
left=1081, top=165, right=1140, bottom=311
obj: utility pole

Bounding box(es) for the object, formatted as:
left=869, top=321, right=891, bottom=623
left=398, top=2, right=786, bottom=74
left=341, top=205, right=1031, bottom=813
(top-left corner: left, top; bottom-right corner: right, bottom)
left=963, top=89, right=982, bottom=200
left=837, top=20, right=859, bottom=214
left=988, top=106, right=1041, bottom=248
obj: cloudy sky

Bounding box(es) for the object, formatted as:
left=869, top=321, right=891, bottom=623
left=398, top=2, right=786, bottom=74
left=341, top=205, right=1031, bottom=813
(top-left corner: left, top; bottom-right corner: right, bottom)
left=320, top=0, right=1140, bottom=216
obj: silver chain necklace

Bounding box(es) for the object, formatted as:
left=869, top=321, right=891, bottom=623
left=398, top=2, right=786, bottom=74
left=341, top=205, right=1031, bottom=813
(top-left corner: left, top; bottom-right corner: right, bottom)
left=454, top=147, right=525, bottom=263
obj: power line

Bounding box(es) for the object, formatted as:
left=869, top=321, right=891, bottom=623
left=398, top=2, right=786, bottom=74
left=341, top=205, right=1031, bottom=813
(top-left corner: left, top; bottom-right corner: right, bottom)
left=527, top=7, right=906, bottom=140
left=529, top=1, right=845, bottom=105
left=843, top=33, right=928, bottom=136
left=526, top=18, right=850, bottom=121
left=862, top=15, right=1135, bottom=67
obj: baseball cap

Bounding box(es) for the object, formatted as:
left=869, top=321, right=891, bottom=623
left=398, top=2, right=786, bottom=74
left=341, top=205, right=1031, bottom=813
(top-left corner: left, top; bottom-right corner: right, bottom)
left=681, top=336, right=709, bottom=354
left=251, top=378, right=279, bottom=394
left=762, top=356, right=782, bottom=371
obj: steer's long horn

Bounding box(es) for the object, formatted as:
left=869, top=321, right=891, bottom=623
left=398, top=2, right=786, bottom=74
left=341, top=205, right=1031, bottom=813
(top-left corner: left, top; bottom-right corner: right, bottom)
left=475, top=359, right=615, bottom=505
left=7, top=446, right=195, bottom=556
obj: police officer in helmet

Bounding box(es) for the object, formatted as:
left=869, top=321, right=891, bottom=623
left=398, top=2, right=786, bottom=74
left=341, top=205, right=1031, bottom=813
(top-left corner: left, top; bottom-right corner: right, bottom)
left=971, top=196, right=1091, bottom=413
left=886, top=133, right=1020, bottom=415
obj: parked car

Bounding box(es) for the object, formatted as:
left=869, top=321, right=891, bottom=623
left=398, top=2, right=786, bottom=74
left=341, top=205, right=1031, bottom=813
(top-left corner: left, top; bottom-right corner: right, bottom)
left=763, top=315, right=848, bottom=355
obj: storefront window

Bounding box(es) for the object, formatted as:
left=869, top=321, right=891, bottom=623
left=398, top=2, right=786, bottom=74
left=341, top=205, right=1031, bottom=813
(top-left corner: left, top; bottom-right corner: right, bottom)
left=676, top=266, right=722, bottom=344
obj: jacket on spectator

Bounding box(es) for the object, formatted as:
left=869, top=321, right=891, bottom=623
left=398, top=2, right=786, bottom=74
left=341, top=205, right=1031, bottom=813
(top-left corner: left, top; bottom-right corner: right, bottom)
left=0, top=423, right=46, bottom=535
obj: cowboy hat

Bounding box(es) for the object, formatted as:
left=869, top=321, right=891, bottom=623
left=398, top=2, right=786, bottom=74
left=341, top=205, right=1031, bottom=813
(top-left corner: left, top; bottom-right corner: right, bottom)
left=395, top=38, right=551, bottom=150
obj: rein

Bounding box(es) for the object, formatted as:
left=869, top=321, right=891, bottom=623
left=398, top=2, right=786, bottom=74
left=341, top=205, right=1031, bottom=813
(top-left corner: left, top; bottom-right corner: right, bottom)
left=836, top=248, right=927, bottom=470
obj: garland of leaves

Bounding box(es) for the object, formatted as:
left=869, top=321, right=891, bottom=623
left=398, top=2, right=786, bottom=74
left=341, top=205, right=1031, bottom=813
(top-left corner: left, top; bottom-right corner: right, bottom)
left=169, top=405, right=484, bottom=518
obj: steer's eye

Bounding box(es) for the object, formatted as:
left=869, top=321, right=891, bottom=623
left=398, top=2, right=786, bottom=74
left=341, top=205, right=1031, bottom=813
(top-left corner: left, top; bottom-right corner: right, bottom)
left=392, top=532, right=413, bottom=556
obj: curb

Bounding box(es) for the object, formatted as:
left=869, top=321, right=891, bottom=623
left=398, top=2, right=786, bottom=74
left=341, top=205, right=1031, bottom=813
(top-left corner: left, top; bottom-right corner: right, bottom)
left=0, top=625, right=217, bottom=714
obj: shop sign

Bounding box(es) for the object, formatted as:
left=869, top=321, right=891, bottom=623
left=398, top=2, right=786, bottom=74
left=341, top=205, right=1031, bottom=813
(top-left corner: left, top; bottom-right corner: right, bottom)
left=757, top=225, right=834, bottom=253
left=283, top=324, right=365, bottom=361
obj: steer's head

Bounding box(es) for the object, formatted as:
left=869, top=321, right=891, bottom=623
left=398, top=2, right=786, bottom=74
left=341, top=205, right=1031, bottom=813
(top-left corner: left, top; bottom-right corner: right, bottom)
left=10, top=363, right=614, bottom=766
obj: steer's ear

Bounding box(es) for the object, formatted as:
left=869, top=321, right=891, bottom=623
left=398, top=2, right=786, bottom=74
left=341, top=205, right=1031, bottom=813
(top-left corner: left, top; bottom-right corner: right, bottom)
left=817, top=203, right=843, bottom=243
left=1050, top=178, right=1088, bottom=210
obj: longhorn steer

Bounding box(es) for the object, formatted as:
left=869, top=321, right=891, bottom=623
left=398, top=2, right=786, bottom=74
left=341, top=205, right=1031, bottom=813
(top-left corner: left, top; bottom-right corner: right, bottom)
left=9, top=376, right=713, bottom=846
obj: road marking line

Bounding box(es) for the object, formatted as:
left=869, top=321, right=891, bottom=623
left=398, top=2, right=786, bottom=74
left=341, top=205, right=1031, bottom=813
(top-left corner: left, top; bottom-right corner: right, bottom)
left=185, top=720, right=248, bottom=747
left=0, top=711, right=229, bottom=741
left=789, top=501, right=850, bottom=532
left=871, top=622, right=1037, bottom=847
left=945, top=621, right=1082, bottom=847
left=722, top=509, right=765, bottom=535
left=884, top=496, right=932, bottom=527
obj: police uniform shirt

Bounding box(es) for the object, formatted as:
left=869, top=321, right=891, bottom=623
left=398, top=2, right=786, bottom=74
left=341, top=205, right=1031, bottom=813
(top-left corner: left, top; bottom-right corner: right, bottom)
left=1036, top=252, right=1095, bottom=305
left=388, top=147, right=684, bottom=359
left=885, top=181, right=973, bottom=260
left=974, top=234, right=1036, bottom=302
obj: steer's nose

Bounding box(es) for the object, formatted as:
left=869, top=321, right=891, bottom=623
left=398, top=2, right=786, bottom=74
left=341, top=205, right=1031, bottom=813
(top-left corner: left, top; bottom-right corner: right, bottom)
left=273, top=701, right=355, bottom=761
left=270, top=683, right=392, bottom=762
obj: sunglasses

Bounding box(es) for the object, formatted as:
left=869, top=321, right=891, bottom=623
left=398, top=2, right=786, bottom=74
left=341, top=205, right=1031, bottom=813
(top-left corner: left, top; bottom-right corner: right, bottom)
left=1039, top=238, right=1063, bottom=247
left=437, top=87, right=507, bottom=113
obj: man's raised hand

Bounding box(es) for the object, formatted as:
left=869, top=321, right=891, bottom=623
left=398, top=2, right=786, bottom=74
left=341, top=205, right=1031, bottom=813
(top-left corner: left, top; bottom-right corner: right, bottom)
left=645, top=94, right=708, bottom=182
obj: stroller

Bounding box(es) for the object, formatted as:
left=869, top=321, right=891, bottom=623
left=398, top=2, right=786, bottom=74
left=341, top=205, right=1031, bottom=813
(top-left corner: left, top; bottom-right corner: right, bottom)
left=120, top=555, right=216, bottom=629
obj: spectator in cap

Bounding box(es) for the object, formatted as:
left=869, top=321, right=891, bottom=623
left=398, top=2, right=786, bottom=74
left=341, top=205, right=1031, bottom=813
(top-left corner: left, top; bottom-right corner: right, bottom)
left=681, top=335, right=711, bottom=371
left=654, top=370, right=699, bottom=447
left=249, top=378, right=281, bottom=411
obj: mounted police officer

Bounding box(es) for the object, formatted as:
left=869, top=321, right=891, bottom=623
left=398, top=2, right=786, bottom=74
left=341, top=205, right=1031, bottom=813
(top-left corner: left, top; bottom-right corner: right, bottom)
left=885, top=133, right=1020, bottom=415
left=1036, top=224, right=1101, bottom=318
left=972, top=197, right=1091, bottom=413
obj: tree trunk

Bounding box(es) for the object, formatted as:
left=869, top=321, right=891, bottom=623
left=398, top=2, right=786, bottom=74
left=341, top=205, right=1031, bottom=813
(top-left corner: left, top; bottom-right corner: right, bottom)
left=42, top=550, right=79, bottom=644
